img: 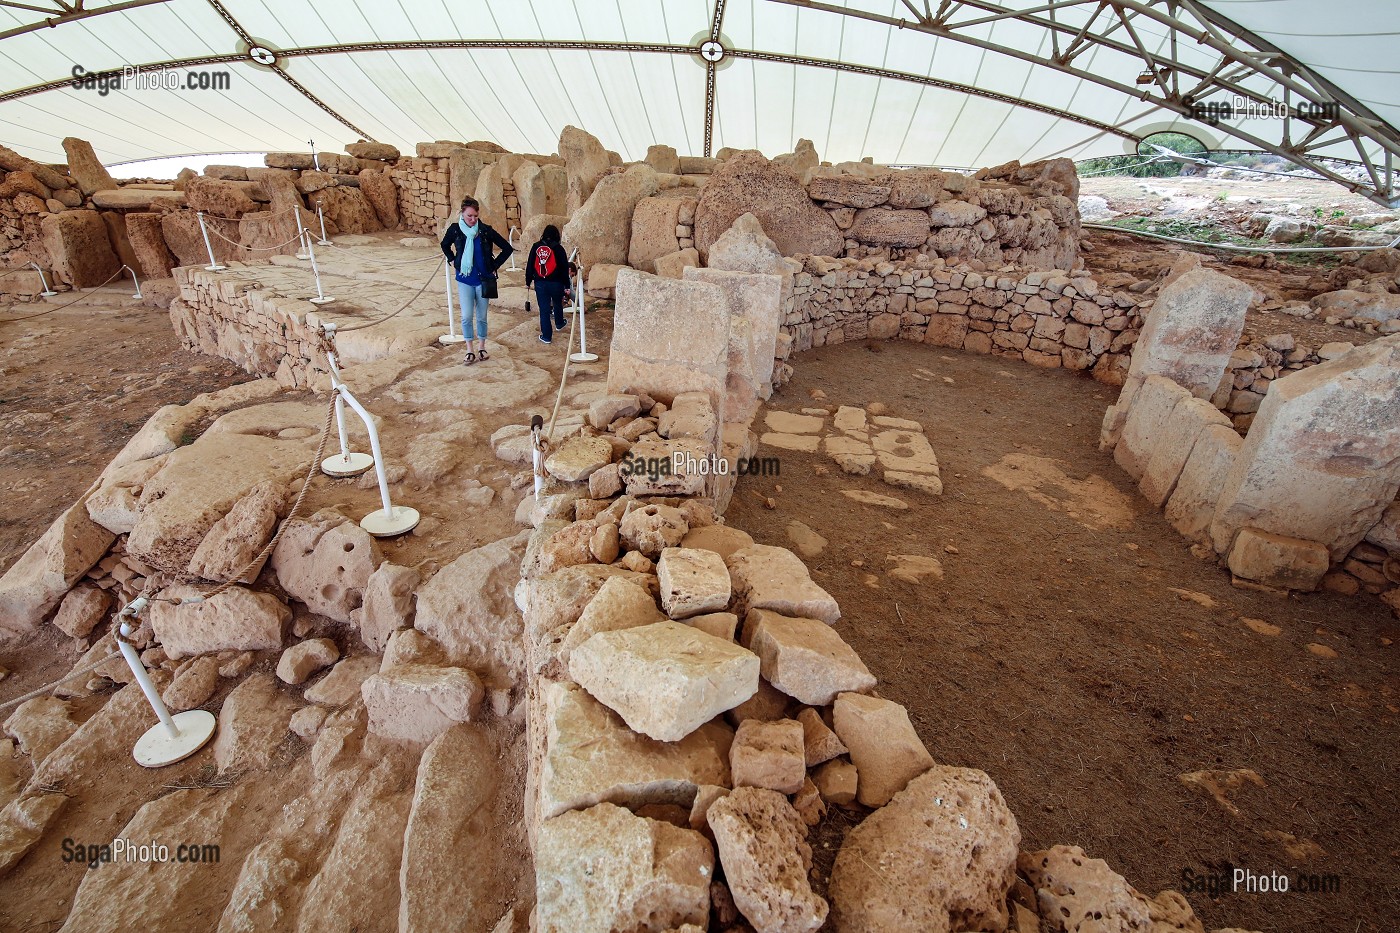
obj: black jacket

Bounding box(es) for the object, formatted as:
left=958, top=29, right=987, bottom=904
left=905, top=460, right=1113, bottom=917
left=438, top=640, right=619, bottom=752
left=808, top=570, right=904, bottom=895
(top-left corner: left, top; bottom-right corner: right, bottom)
left=440, top=220, right=513, bottom=280
left=524, top=240, right=575, bottom=288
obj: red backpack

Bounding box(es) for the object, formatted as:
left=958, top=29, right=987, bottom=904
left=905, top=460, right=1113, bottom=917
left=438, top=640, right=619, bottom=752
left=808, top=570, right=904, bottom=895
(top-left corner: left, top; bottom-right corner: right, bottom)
left=532, top=244, right=559, bottom=279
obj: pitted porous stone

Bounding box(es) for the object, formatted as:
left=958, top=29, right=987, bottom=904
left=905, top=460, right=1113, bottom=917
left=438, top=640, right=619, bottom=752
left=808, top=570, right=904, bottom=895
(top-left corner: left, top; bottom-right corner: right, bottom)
left=622, top=436, right=711, bottom=498
left=620, top=503, right=690, bottom=558
left=535, top=803, right=714, bottom=933
left=539, top=681, right=733, bottom=819
left=872, top=428, right=939, bottom=475
left=797, top=707, right=848, bottom=766
left=730, top=718, right=806, bottom=794
left=1020, top=844, right=1212, bottom=933
left=658, top=547, right=732, bottom=619
left=570, top=620, right=759, bottom=741
left=829, top=766, right=1021, bottom=933
left=412, top=534, right=525, bottom=686
left=708, top=786, right=828, bottom=933
left=1121, top=267, right=1253, bottom=403
left=276, top=638, right=339, bottom=685
left=270, top=512, right=383, bottom=625
left=833, top=692, right=934, bottom=807
left=824, top=435, right=876, bottom=475
left=726, top=544, right=840, bottom=624
left=560, top=576, right=665, bottom=659
left=742, top=609, right=875, bottom=705
left=545, top=435, right=613, bottom=483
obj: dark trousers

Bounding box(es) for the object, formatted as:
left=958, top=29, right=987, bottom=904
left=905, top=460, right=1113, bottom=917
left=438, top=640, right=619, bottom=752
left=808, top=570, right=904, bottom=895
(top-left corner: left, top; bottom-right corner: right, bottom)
left=536, top=281, right=567, bottom=341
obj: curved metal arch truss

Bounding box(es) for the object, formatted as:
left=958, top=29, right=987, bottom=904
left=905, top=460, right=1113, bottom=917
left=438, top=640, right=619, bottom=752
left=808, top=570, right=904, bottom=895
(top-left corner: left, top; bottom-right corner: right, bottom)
left=765, top=0, right=1399, bottom=207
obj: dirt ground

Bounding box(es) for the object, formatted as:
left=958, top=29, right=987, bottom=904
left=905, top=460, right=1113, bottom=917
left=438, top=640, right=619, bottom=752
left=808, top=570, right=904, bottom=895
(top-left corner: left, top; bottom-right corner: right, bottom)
left=1080, top=172, right=1386, bottom=225
left=727, top=339, right=1399, bottom=933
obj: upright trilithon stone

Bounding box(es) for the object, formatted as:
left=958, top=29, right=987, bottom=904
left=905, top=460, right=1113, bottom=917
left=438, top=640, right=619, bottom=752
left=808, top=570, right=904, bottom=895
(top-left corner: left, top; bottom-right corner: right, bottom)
left=559, top=124, right=610, bottom=214
left=608, top=268, right=730, bottom=413
left=1103, top=268, right=1252, bottom=447
left=61, top=137, right=117, bottom=196
left=1210, top=335, right=1400, bottom=565
left=684, top=267, right=784, bottom=420
left=473, top=161, right=507, bottom=230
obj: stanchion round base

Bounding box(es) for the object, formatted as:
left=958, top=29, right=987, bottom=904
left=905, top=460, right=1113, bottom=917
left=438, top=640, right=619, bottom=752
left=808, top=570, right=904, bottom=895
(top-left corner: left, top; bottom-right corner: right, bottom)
left=317, top=239, right=332, bottom=246
left=39, top=291, right=58, bottom=298
left=203, top=265, right=227, bottom=272
left=564, top=306, right=579, bottom=315
left=134, top=710, right=217, bottom=768
left=438, top=334, right=467, bottom=345
left=309, top=296, right=334, bottom=305
left=361, top=505, right=420, bottom=537
left=321, top=452, right=374, bottom=477
left=569, top=351, right=600, bottom=363
left=295, top=252, right=310, bottom=261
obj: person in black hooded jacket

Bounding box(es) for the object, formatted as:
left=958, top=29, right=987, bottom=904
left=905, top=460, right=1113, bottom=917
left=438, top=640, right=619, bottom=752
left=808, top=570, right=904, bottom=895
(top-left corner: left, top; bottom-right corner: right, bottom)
left=440, top=197, right=513, bottom=363
left=523, top=224, right=575, bottom=344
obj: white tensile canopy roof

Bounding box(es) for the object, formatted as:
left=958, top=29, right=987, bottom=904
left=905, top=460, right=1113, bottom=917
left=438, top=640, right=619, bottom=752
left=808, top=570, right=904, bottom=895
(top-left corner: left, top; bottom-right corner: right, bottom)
left=1, top=0, right=1396, bottom=204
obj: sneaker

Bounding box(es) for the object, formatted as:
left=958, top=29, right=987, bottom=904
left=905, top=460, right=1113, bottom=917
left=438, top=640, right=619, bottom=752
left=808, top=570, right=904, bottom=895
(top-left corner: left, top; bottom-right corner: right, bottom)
left=539, top=335, right=552, bottom=344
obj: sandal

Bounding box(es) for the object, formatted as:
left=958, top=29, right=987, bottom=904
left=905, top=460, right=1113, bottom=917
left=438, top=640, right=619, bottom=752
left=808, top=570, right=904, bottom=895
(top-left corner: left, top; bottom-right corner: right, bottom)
left=463, top=352, right=476, bottom=365
left=478, top=348, right=489, bottom=360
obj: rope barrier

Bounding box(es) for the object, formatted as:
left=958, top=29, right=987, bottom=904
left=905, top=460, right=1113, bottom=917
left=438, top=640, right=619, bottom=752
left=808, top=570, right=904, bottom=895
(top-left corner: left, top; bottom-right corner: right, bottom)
left=0, top=266, right=128, bottom=323
left=0, top=652, right=123, bottom=713
left=333, top=257, right=446, bottom=333
left=204, top=224, right=304, bottom=252
left=1084, top=222, right=1400, bottom=254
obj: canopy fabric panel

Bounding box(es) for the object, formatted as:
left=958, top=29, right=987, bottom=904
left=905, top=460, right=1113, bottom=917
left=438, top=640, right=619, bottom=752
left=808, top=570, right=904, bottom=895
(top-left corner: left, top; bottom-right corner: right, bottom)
left=0, top=0, right=1395, bottom=203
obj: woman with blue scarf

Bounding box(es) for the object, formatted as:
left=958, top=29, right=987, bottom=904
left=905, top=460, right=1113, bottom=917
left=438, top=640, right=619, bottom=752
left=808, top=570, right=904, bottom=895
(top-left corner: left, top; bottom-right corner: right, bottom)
left=440, top=197, right=513, bottom=364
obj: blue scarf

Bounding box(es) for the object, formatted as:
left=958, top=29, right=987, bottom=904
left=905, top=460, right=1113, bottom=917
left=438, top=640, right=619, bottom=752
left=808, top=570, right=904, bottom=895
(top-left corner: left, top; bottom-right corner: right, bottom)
left=457, top=217, right=479, bottom=276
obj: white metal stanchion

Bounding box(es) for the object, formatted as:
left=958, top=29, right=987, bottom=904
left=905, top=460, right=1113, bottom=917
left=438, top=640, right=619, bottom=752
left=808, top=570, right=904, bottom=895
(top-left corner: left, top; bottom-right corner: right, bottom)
left=114, top=597, right=217, bottom=768
left=324, top=366, right=419, bottom=536
left=294, top=213, right=311, bottom=260
left=197, top=212, right=226, bottom=271
left=569, top=266, right=598, bottom=363
left=564, top=247, right=580, bottom=315
left=319, top=333, right=375, bottom=478
left=303, top=236, right=333, bottom=305
left=30, top=262, right=57, bottom=297
left=316, top=205, right=332, bottom=246
left=438, top=259, right=465, bottom=345
left=122, top=264, right=142, bottom=299
left=309, top=138, right=320, bottom=172
left=507, top=227, right=520, bottom=271
left=530, top=414, right=546, bottom=500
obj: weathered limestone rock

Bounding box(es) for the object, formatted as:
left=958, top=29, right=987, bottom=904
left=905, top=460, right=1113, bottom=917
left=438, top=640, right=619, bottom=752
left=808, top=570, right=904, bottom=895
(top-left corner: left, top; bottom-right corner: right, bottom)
left=361, top=663, right=484, bottom=743
left=1210, top=336, right=1400, bottom=561
left=400, top=725, right=505, bottom=933
left=0, top=793, right=68, bottom=878
left=619, top=503, right=690, bottom=558
left=872, top=427, right=939, bottom=475
left=589, top=394, right=642, bottom=429
left=52, top=583, right=111, bottom=638
left=539, top=681, right=732, bottom=819
left=833, top=692, right=934, bottom=807
left=3, top=697, right=78, bottom=764
left=358, top=169, right=400, bottom=229
left=184, top=175, right=259, bottom=217
left=681, top=524, right=755, bottom=560
left=829, top=765, right=1021, bottom=933
left=308, top=185, right=380, bottom=234
left=564, top=164, right=660, bottom=266
left=1020, top=845, right=1207, bottom=933
left=694, top=151, right=844, bottom=262
left=730, top=718, right=806, bottom=793
left=1366, top=500, right=1400, bottom=555
left=798, top=707, right=847, bottom=766
left=413, top=534, right=524, bottom=686
left=447, top=147, right=492, bottom=208
left=350, top=561, right=419, bottom=653
left=1139, top=397, right=1233, bottom=508
left=1105, top=268, right=1252, bottom=448
left=708, top=787, right=827, bottom=933
left=888, top=168, right=947, bottom=208
left=629, top=196, right=684, bottom=272
left=560, top=576, right=665, bottom=658
left=1164, top=424, right=1242, bottom=543
left=570, top=620, right=759, bottom=741
left=645, top=144, right=681, bottom=174
left=608, top=268, right=729, bottom=412
left=213, top=673, right=297, bottom=772
left=546, top=434, right=613, bottom=482
left=535, top=803, right=714, bottom=933
left=513, top=160, right=546, bottom=225
left=742, top=608, right=875, bottom=705
left=40, top=210, right=120, bottom=288
left=125, top=212, right=177, bottom=278
left=186, top=479, right=288, bottom=583
left=684, top=267, right=785, bottom=419
left=304, top=654, right=379, bottom=706
left=161, top=655, right=219, bottom=712
left=658, top=547, right=732, bottom=619
left=276, top=637, right=339, bottom=685
left=726, top=544, right=840, bottom=624
left=850, top=208, right=932, bottom=247
left=147, top=583, right=289, bottom=659
left=271, top=512, right=382, bottom=624
left=655, top=246, right=700, bottom=279
left=813, top=759, right=858, bottom=805
left=1227, top=528, right=1330, bottom=591
left=807, top=176, right=890, bottom=208
left=346, top=141, right=400, bottom=161
left=1114, top=375, right=1191, bottom=482
left=559, top=125, right=611, bottom=214
left=61, top=137, right=117, bottom=195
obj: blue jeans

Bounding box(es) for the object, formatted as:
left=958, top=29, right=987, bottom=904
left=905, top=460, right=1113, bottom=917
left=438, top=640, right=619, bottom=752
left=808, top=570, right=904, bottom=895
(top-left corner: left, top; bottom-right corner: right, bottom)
left=536, top=281, right=567, bottom=341
left=456, top=280, right=489, bottom=342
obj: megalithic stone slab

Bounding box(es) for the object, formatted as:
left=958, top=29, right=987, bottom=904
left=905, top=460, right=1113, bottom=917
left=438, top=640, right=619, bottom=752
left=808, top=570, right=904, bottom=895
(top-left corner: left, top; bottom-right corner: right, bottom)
left=1139, top=396, right=1233, bottom=507
left=1164, top=424, right=1242, bottom=544
left=608, top=267, right=730, bottom=414
left=1210, top=335, right=1400, bottom=561
left=1114, top=375, right=1191, bottom=483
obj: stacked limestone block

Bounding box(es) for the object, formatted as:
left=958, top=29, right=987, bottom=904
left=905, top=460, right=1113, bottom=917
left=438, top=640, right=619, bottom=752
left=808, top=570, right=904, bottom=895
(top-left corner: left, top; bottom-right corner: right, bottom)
left=169, top=266, right=330, bottom=390
left=391, top=141, right=565, bottom=236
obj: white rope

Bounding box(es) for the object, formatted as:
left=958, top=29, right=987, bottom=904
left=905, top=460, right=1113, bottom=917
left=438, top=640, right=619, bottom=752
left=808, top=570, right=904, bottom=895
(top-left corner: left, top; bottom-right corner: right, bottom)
left=205, top=224, right=304, bottom=252
left=1085, top=222, right=1400, bottom=254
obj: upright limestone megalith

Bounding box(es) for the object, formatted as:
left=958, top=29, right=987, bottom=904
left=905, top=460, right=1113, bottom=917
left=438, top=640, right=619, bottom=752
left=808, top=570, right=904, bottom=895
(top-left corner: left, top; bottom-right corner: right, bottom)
left=1209, top=335, right=1400, bottom=567
left=607, top=268, right=729, bottom=414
